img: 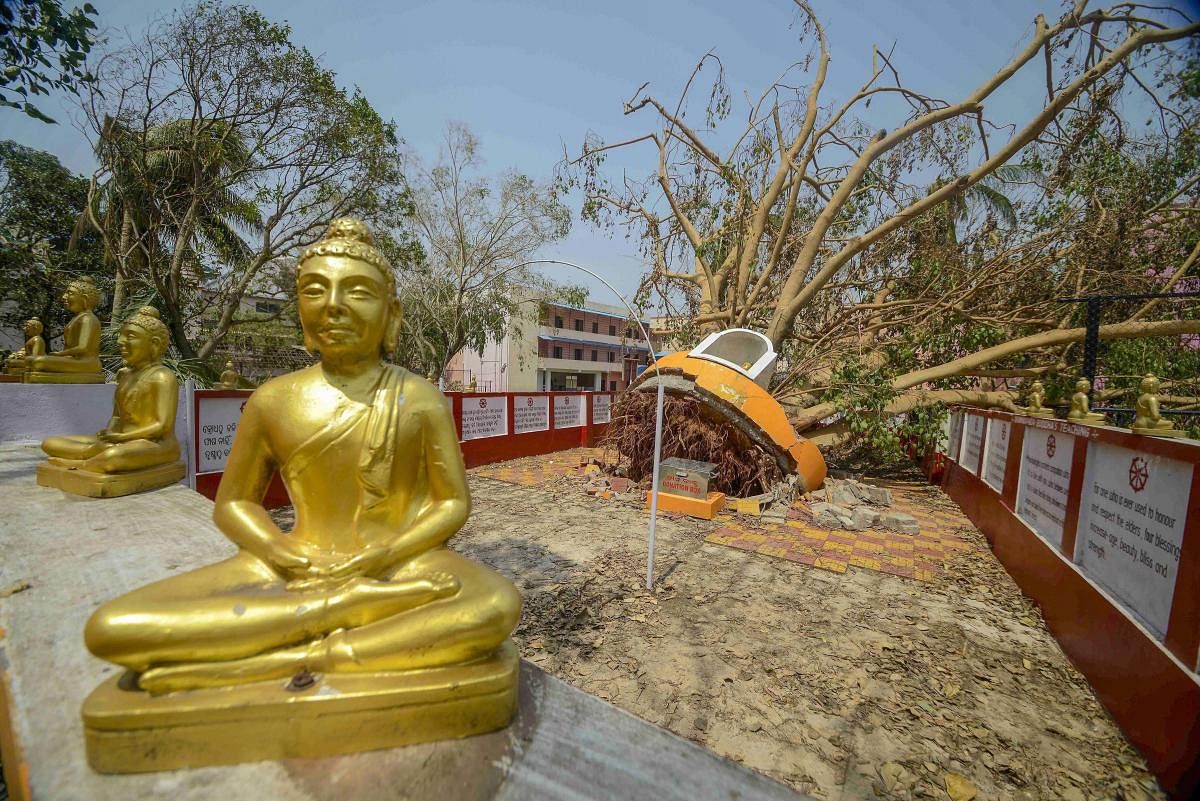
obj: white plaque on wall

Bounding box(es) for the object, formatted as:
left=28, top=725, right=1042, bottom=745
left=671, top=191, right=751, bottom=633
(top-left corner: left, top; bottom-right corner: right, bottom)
left=592, top=393, right=613, bottom=425
left=1073, top=441, right=1194, bottom=639
left=513, top=395, right=549, bottom=434
left=982, top=418, right=1011, bottom=493
left=1015, top=427, right=1076, bottom=550
left=460, top=395, right=507, bottom=441
left=196, top=396, right=248, bottom=473
left=961, top=414, right=985, bottom=475
left=948, top=411, right=964, bottom=461
left=554, top=394, right=584, bottom=429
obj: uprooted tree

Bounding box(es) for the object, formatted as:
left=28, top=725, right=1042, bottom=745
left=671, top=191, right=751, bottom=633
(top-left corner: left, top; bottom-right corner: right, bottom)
left=565, top=0, right=1200, bottom=460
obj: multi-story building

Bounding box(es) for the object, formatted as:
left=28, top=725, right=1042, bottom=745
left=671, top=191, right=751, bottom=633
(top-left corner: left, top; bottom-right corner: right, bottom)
left=447, top=299, right=658, bottom=392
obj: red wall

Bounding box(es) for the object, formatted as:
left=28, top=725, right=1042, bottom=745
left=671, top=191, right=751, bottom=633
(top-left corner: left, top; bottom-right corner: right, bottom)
left=192, top=389, right=613, bottom=504
left=942, top=408, right=1200, bottom=795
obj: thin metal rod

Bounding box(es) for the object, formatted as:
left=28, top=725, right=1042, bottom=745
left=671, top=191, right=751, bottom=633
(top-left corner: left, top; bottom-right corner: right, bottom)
left=646, top=382, right=665, bottom=590
left=514, top=259, right=666, bottom=590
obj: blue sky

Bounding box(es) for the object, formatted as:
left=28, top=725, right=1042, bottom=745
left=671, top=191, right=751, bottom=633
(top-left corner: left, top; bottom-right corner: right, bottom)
left=3, top=0, right=1189, bottom=303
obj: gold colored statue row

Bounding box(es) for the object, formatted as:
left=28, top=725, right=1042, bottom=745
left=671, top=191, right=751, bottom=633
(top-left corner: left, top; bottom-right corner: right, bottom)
left=22, top=277, right=107, bottom=383
left=37, top=306, right=185, bottom=497
left=1023, top=375, right=1185, bottom=438
left=72, top=218, right=521, bottom=772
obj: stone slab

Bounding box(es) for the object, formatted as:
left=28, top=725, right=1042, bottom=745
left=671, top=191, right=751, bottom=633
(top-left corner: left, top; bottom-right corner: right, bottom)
left=0, top=443, right=812, bottom=801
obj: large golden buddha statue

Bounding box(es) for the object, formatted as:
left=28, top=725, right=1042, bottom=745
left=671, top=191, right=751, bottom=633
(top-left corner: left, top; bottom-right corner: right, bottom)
left=27, top=276, right=106, bottom=383
left=4, top=317, right=45, bottom=378
left=80, top=218, right=521, bottom=772
left=38, top=306, right=185, bottom=497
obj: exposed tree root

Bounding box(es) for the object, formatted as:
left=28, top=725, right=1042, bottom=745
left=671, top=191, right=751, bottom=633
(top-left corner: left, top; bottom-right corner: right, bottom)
left=603, top=391, right=781, bottom=497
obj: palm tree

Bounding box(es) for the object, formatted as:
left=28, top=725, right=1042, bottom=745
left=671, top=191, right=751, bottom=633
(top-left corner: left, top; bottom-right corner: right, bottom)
left=75, top=115, right=262, bottom=355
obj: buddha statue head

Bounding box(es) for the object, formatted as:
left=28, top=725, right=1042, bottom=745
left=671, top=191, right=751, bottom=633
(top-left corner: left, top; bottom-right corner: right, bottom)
left=297, top=218, right=401, bottom=360
left=64, top=276, right=102, bottom=314
left=1074, top=378, right=1091, bottom=394
left=25, top=317, right=43, bottom=338
left=1140, top=373, right=1160, bottom=395
left=118, top=306, right=170, bottom=368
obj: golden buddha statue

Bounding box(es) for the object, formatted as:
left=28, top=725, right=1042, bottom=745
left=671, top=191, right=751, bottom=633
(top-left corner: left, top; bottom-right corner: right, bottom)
left=1067, top=377, right=1107, bottom=425
left=27, top=276, right=106, bottom=383
left=468, top=376, right=478, bottom=392
left=4, top=317, right=46, bottom=378
left=1024, top=380, right=1054, bottom=417
left=1131, top=374, right=1184, bottom=438
left=214, top=360, right=241, bottom=389
left=37, top=306, right=185, bottom=497
left=80, top=218, right=520, bottom=772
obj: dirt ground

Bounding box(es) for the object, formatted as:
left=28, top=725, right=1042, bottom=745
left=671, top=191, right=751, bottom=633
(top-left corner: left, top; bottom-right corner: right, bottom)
left=276, top=451, right=1167, bottom=801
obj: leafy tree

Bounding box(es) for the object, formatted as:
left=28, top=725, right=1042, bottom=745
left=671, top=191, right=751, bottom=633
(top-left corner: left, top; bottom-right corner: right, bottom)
left=396, top=122, right=579, bottom=377
left=565, top=0, right=1200, bottom=452
left=76, top=1, right=409, bottom=361
left=0, top=0, right=98, bottom=123
left=0, top=139, right=105, bottom=344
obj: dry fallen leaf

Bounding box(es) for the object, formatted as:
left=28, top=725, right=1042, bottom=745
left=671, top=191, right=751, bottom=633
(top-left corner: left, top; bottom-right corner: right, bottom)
left=944, top=772, right=978, bottom=801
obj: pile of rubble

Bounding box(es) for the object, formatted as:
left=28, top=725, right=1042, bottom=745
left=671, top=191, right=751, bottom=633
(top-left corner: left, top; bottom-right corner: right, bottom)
left=806, top=477, right=920, bottom=534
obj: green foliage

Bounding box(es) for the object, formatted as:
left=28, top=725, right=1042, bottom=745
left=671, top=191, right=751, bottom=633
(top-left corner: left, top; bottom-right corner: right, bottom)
left=0, top=139, right=106, bottom=338
left=0, top=0, right=97, bottom=123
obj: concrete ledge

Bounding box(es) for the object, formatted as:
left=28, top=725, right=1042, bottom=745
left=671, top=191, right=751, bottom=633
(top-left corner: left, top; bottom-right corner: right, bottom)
left=0, top=383, right=189, bottom=450
left=0, top=443, right=811, bottom=800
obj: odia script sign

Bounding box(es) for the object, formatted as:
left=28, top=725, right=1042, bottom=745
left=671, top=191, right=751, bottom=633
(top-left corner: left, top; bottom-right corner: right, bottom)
left=460, top=395, right=507, bottom=441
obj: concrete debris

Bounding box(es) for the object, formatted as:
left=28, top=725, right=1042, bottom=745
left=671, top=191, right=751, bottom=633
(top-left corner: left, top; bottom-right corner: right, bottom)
left=806, top=478, right=917, bottom=534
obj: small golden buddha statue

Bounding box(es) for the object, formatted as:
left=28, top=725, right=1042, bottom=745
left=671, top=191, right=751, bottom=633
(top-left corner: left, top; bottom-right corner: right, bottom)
left=80, top=218, right=520, bottom=772
left=4, top=317, right=46, bottom=377
left=37, top=307, right=185, bottom=497
left=1067, top=377, right=1107, bottom=425
left=26, top=276, right=106, bottom=383
left=1024, top=380, right=1054, bottom=417
left=214, top=360, right=240, bottom=389
left=467, top=376, right=478, bottom=392
left=1131, top=374, right=1184, bottom=438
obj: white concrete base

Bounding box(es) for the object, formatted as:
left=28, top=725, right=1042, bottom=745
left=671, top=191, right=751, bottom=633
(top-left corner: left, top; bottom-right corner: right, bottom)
left=0, top=442, right=811, bottom=801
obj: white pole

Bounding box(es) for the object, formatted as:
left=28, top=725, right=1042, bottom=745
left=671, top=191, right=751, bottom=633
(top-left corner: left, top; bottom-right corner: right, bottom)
left=646, top=381, right=665, bottom=589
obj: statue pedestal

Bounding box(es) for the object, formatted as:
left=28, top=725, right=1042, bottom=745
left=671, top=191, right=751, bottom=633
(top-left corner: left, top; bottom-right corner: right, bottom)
left=26, top=371, right=107, bottom=384
left=1131, top=426, right=1185, bottom=438
left=37, top=458, right=185, bottom=498
left=84, top=642, right=518, bottom=773
left=0, top=373, right=22, bottom=383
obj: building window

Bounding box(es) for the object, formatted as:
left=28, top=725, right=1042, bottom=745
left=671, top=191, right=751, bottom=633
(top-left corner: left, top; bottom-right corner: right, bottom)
left=554, top=315, right=563, bottom=328
left=607, top=351, right=615, bottom=362
left=591, top=321, right=598, bottom=334
left=553, top=346, right=562, bottom=359
left=573, top=348, right=582, bottom=360
left=609, top=324, right=616, bottom=336
left=610, top=380, right=617, bottom=391
left=590, top=350, right=597, bottom=361
left=574, top=319, right=583, bottom=332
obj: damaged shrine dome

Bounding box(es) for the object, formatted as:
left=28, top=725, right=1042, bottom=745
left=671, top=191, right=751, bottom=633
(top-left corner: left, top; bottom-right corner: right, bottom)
left=631, top=328, right=827, bottom=493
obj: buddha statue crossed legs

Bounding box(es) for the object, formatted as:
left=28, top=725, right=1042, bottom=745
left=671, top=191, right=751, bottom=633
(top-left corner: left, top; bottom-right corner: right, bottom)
left=27, top=276, right=105, bottom=383
left=38, top=307, right=185, bottom=496
left=81, top=218, right=520, bottom=770
left=4, top=317, right=45, bottom=378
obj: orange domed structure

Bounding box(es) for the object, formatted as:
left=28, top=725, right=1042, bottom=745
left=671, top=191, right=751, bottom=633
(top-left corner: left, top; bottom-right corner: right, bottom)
left=633, top=329, right=826, bottom=492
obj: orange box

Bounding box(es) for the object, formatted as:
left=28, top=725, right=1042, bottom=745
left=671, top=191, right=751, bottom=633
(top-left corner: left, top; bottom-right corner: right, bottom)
left=646, top=490, right=726, bottom=520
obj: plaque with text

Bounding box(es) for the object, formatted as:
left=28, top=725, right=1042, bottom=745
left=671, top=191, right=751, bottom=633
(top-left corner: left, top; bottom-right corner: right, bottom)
left=592, top=393, right=613, bottom=425
left=195, top=395, right=250, bottom=473
left=948, top=411, right=964, bottom=461
left=513, top=395, right=549, bottom=434
left=460, top=395, right=507, bottom=441
left=1015, top=427, right=1075, bottom=549
left=982, top=418, right=1011, bottom=493
left=1073, top=441, right=1194, bottom=639
left=554, top=394, right=584, bottom=429
left=961, top=414, right=985, bottom=474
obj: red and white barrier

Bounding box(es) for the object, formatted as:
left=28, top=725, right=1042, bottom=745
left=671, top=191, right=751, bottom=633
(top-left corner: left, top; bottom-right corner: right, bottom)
left=190, top=388, right=615, bottom=505
left=942, top=407, right=1200, bottom=794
